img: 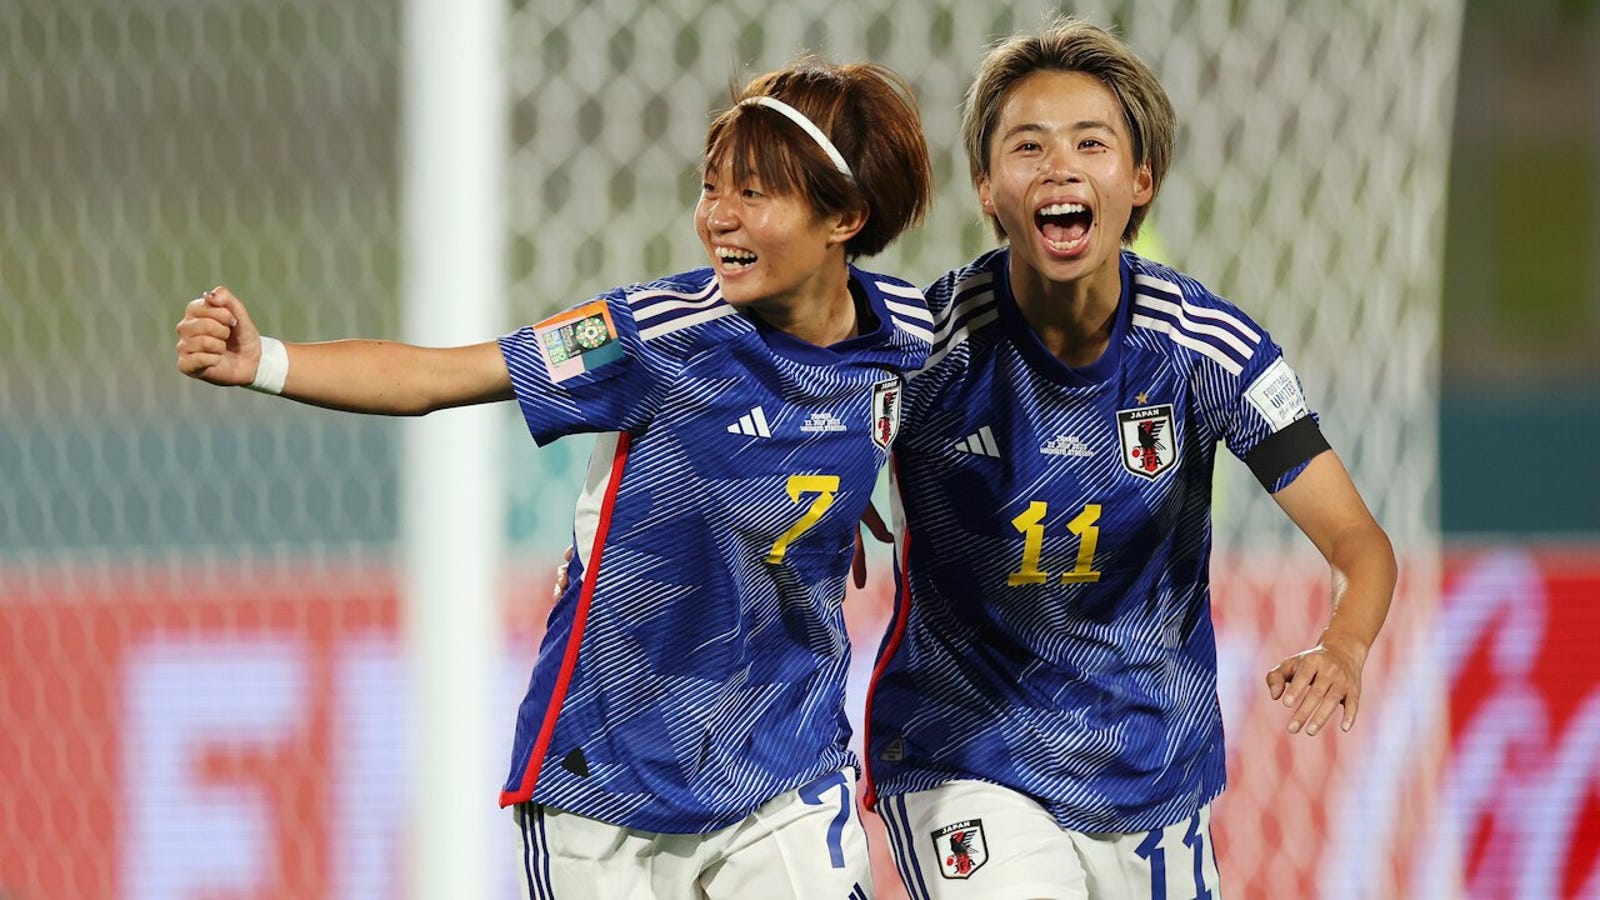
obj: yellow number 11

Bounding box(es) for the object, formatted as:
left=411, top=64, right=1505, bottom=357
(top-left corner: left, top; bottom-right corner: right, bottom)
left=1006, top=501, right=1103, bottom=586
left=766, top=474, right=841, bottom=564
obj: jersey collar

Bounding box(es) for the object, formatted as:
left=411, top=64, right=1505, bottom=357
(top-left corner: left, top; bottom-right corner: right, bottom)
left=748, top=263, right=898, bottom=365
left=991, top=248, right=1133, bottom=387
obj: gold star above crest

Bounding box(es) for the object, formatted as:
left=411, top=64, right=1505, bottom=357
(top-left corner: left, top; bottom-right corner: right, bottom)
left=1135, top=391, right=1149, bottom=405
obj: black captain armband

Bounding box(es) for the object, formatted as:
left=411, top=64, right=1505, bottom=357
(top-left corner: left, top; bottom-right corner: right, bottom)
left=1244, top=416, right=1330, bottom=490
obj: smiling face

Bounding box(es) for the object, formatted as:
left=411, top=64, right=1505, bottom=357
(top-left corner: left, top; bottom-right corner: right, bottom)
left=694, top=154, right=855, bottom=316
left=977, top=69, right=1153, bottom=294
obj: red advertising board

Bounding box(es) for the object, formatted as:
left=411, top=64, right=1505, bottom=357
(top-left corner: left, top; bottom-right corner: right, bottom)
left=1, top=549, right=1596, bottom=898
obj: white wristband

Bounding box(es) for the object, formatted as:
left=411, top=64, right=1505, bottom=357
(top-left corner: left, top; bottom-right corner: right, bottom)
left=248, top=336, right=289, bottom=395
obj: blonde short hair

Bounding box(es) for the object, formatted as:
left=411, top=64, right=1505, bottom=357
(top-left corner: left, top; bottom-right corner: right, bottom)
left=962, top=16, right=1175, bottom=243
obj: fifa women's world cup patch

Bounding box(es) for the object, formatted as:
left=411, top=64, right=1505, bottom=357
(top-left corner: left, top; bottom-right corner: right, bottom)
left=1117, top=403, right=1177, bottom=479
left=931, top=819, right=988, bottom=879
left=871, top=376, right=903, bottom=449
left=535, top=300, right=623, bottom=383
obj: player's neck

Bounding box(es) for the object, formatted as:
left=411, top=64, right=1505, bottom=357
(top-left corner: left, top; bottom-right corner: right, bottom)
left=751, top=269, right=859, bottom=347
left=1010, top=257, right=1121, bottom=368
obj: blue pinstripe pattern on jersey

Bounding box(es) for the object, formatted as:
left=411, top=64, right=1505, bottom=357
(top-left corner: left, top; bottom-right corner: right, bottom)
left=499, top=266, right=931, bottom=833
left=869, top=250, right=1298, bottom=834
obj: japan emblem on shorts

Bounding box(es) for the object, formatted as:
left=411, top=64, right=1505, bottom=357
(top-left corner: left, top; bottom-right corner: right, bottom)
left=931, top=819, right=988, bottom=879
left=1117, top=403, right=1177, bottom=480
left=871, top=377, right=903, bottom=450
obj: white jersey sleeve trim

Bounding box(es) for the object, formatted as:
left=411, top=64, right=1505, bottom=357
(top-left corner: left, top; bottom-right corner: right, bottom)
left=637, top=304, right=738, bottom=341
left=878, top=282, right=933, bottom=316
left=1133, top=295, right=1258, bottom=360
left=884, top=296, right=932, bottom=324
left=631, top=294, right=722, bottom=323
left=1131, top=313, right=1245, bottom=376
left=922, top=307, right=999, bottom=373
left=1133, top=274, right=1262, bottom=342
left=891, top=318, right=935, bottom=345
left=932, top=272, right=994, bottom=332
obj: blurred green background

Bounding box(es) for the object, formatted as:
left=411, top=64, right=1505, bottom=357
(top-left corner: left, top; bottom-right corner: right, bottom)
left=1440, top=0, right=1600, bottom=535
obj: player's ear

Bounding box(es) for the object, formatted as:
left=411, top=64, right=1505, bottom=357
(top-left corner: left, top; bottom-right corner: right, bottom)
left=977, top=174, right=995, bottom=216
left=1132, top=161, right=1154, bottom=207
left=827, top=203, right=869, bottom=247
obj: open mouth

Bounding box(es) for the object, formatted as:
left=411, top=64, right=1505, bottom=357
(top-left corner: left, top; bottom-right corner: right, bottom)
left=716, top=247, right=758, bottom=271
left=1035, top=202, right=1093, bottom=254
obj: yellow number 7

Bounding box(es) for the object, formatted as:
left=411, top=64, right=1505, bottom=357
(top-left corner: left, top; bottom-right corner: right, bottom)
left=766, top=474, right=841, bottom=564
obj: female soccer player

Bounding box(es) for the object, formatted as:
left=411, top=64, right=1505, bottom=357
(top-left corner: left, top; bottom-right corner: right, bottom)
left=176, top=61, right=933, bottom=899
left=864, top=19, right=1397, bottom=899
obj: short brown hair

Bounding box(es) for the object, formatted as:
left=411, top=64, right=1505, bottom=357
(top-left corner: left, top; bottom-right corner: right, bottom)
left=705, top=60, right=933, bottom=258
left=962, top=16, right=1175, bottom=243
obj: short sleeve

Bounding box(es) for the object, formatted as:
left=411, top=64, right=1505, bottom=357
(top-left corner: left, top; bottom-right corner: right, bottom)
left=498, top=292, right=676, bottom=445
left=1213, top=338, right=1331, bottom=493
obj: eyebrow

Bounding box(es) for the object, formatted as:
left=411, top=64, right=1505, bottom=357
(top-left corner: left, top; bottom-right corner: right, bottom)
left=998, top=120, right=1117, bottom=142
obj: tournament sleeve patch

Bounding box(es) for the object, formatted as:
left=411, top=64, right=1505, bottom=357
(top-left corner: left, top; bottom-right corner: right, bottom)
left=1244, top=357, right=1309, bottom=432
left=535, top=300, right=623, bottom=383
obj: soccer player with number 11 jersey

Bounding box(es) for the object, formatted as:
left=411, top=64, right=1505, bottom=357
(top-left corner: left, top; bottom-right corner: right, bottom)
left=865, top=18, right=1398, bottom=900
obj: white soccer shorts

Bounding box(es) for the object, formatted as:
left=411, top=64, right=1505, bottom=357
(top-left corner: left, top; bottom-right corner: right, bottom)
left=877, top=780, right=1222, bottom=900
left=511, top=768, right=874, bottom=899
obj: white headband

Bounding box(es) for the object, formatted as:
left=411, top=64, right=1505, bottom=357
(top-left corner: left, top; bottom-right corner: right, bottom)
left=740, top=95, right=855, bottom=182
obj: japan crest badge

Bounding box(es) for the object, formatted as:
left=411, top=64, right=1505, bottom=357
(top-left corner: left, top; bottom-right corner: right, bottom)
left=931, top=819, right=988, bottom=879
left=871, top=377, right=902, bottom=450
left=1117, top=403, right=1177, bottom=479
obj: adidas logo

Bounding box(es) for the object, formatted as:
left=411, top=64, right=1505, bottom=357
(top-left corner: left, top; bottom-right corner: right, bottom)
left=727, top=406, right=772, bottom=438
left=953, top=425, right=1000, bottom=458
left=879, top=737, right=905, bottom=762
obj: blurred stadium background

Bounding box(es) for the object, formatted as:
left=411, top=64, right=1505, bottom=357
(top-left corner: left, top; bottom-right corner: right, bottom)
left=1, top=0, right=1596, bottom=897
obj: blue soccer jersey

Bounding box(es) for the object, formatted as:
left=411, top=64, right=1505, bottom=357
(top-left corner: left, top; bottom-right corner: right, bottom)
left=865, top=249, right=1329, bottom=832
left=497, top=265, right=931, bottom=834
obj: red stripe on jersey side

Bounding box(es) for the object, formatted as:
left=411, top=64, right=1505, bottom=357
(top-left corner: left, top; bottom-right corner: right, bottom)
left=499, top=432, right=631, bottom=807
left=860, top=460, right=914, bottom=811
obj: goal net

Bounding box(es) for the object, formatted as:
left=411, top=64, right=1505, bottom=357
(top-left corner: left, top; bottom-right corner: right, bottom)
left=0, top=0, right=1460, bottom=897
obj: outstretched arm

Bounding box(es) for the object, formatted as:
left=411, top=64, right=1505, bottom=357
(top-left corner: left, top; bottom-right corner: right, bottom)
left=1265, top=450, right=1397, bottom=736
left=176, top=286, right=513, bottom=415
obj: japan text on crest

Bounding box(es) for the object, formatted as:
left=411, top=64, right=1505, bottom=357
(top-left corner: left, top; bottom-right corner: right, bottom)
left=1116, top=403, right=1177, bottom=479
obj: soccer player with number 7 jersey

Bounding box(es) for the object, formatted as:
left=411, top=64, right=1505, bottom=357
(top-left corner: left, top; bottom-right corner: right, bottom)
left=865, top=18, right=1397, bottom=899
left=177, top=61, right=936, bottom=898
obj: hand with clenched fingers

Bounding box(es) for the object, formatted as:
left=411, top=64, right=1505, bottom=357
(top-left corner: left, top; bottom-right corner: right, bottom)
left=175, top=286, right=262, bottom=386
